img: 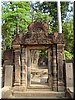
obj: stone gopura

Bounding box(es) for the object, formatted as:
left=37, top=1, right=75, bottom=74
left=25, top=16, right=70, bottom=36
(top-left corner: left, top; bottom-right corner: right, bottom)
left=13, top=22, right=64, bottom=91
left=3, top=22, right=65, bottom=98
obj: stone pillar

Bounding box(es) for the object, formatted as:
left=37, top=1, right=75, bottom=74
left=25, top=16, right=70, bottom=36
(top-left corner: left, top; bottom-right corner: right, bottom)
left=65, top=60, right=74, bottom=88
left=52, top=45, right=57, bottom=91
left=14, top=48, right=21, bottom=86
left=48, top=47, right=52, bottom=90
left=21, top=47, right=27, bottom=90
left=4, top=65, right=13, bottom=87
left=27, top=48, right=31, bottom=87
left=57, top=44, right=65, bottom=91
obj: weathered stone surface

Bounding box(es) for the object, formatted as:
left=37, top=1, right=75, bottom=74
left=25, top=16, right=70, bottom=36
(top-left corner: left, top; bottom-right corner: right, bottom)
left=3, top=22, right=65, bottom=94
left=3, top=50, right=13, bottom=65
left=53, top=32, right=64, bottom=43
left=48, top=47, right=52, bottom=89
left=65, top=60, right=74, bottom=88
left=57, top=44, right=65, bottom=92
left=1, top=87, right=12, bottom=98
left=14, top=50, right=21, bottom=86
left=21, top=47, right=27, bottom=90
left=57, top=44, right=64, bottom=80
left=28, top=22, right=49, bottom=35
left=12, top=22, right=64, bottom=45
left=12, top=34, right=22, bottom=45
left=21, top=32, right=53, bottom=45
left=12, top=90, right=65, bottom=99
left=4, top=65, right=13, bottom=87
left=52, top=45, right=57, bottom=91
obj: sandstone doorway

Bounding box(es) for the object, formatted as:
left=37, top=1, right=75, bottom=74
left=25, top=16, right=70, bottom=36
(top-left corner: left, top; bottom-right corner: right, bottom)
left=12, top=22, right=65, bottom=91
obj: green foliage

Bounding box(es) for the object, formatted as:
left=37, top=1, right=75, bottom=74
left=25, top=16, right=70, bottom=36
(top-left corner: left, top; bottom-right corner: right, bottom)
left=39, top=50, right=48, bottom=59
left=64, top=50, right=73, bottom=60
left=32, top=2, right=70, bottom=32
left=63, top=20, right=74, bottom=55
left=33, top=11, right=53, bottom=33
left=2, top=1, right=32, bottom=49
left=34, top=11, right=53, bottom=22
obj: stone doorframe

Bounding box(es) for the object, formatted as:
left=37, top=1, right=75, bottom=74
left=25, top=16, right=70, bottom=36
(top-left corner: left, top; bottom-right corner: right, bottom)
left=13, top=44, right=65, bottom=92
left=26, top=45, right=52, bottom=90
left=12, top=22, right=65, bottom=92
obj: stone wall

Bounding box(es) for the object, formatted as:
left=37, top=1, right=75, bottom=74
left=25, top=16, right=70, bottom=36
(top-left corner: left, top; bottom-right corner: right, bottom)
left=3, top=50, right=14, bottom=87
left=65, top=60, right=74, bottom=88
left=3, top=50, right=13, bottom=65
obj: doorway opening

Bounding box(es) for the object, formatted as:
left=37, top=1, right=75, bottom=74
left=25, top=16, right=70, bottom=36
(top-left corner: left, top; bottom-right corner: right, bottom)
left=30, top=50, right=48, bottom=86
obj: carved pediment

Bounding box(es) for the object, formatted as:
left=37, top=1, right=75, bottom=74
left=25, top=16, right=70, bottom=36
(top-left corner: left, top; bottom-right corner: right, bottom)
left=21, top=32, right=53, bottom=44
left=20, top=22, right=52, bottom=44
left=12, top=22, right=64, bottom=46
left=28, top=22, right=49, bottom=36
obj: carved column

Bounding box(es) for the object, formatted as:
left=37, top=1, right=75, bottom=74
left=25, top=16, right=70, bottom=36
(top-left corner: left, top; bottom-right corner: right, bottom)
left=48, top=47, right=52, bottom=90
left=21, top=46, right=27, bottom=90
left=27, top=48, right=31, bottom=87
left=52, top=45, right=57, bottom=91
left=14, top=45, right=21, bottom=86
left=57, top=44, right=65, bottom=91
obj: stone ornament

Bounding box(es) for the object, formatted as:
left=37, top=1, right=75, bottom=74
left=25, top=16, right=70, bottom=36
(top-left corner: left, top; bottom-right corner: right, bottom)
left=12, top=22, right=64, bottom=45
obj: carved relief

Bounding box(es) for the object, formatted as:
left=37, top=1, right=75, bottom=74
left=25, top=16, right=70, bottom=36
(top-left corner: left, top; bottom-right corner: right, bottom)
left=12, top=22, right=64, bottom=45
left=21, top=47, right=27, bottom=86
left=21, top=22, right=52, bottom=44
left=14, top=50, right=21, bottom=85
left=57, top=44, right=64, bottom=80
left=28, top=22, right=49, bottom=36
left=53, top=32, right=64, bottom=43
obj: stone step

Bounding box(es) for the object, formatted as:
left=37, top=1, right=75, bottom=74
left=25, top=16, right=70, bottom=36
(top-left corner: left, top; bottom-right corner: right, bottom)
left=11, top=90, right=65, bottom=99
left=28, top=85, right=50, bottom=89
left=13, top=85, right=52, bottom=92
left=27, top=88, right=52, bottom=91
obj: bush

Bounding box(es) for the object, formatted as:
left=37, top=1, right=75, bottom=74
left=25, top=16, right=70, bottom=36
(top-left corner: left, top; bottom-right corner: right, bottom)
left=64, top=50, right=73, bottom=60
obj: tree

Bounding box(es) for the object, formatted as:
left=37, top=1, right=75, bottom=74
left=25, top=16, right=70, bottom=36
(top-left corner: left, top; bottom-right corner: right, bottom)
left=2, top=1, right=32, bottom=49
left=31, top=1, right=70, bottom=32
left=64, top=50, right=73, bottom=60
left=63, top=20, right=74, bottom=59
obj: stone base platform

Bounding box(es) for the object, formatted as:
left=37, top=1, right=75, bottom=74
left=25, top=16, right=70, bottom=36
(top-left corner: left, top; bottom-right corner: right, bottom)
left=8, top=88, right=66, bottom=99
left=2, top=86, right=73, bottom=99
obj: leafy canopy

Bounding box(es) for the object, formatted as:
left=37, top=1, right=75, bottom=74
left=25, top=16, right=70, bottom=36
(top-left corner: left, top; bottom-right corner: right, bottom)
left=2, top=1, right=32, bottom=49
